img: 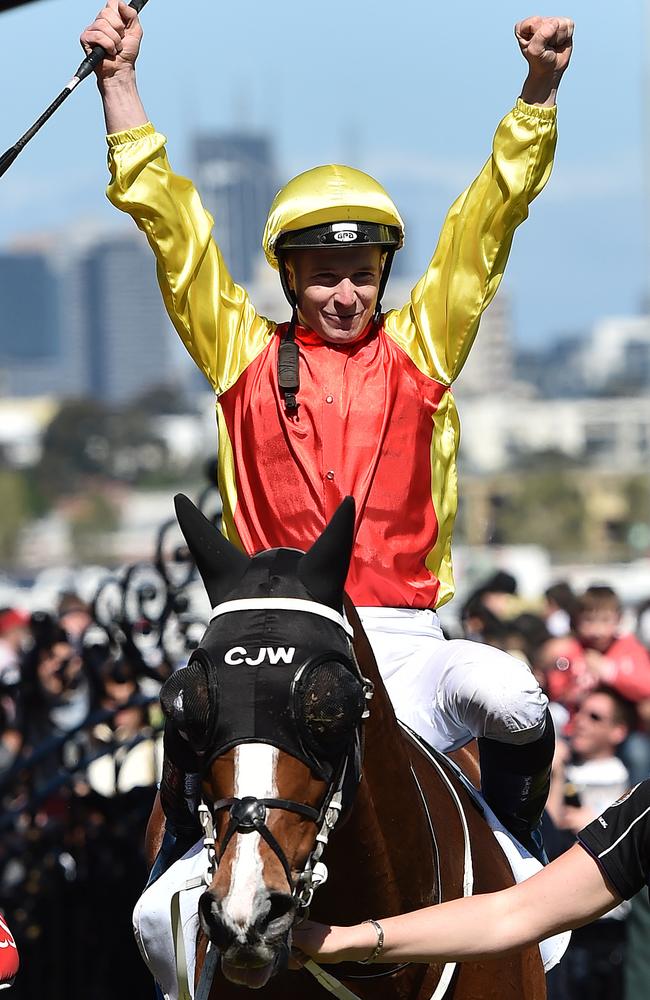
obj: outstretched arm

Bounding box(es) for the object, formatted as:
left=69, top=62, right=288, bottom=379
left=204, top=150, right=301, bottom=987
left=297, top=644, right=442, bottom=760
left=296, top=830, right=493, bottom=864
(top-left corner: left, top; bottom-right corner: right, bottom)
left=295, top=779, right=650, bottom=965
left=80, top=2, right=272, bottom=393
left=80, top=1, right=147, bottom=133
left=293, top=843, right=618, bottom=965
left=386, top=15, right=572, bottom=387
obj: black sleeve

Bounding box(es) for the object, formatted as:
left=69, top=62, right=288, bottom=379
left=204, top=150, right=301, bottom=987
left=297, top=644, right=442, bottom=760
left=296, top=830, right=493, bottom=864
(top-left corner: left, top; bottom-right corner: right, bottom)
left=577, top=780, right=650, bottom=901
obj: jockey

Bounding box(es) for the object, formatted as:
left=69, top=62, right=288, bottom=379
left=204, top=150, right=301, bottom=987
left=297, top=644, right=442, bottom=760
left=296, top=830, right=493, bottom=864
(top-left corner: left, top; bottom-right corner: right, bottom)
left=82, top=4, right=573, bottom=863
left=0, top=913, right=18, bottom=990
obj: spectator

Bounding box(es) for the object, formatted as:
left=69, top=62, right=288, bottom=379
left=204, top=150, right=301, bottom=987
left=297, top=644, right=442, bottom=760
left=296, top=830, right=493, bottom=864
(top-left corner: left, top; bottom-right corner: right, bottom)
left=57, top=592, right=92, bottom=651
left=19, top=615, right=92, bottom=781
left=460, top=594, right=509, bottom=649
left=548, top=687, right=634, bottom=831
left=0, top=608, right=29, bottom=690
left=469, top=570, right=518, bottom=620
left=540, top=586, right=650, bottom=714
left=84, top=668, right=162, bottom=798
left=505, top=613, right=551, bottom=669
left=546, top=687, right=635, bottom=1000
left=543, top=581, right=579, bottom=638
left=0, top=609, right=27, bottom=775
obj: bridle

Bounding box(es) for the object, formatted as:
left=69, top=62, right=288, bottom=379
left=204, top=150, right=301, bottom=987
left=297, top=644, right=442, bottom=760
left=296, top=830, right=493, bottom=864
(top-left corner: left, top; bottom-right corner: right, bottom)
left=193, top=596, right=374, bottom=910
left=197, top=764, right=347, bottom=909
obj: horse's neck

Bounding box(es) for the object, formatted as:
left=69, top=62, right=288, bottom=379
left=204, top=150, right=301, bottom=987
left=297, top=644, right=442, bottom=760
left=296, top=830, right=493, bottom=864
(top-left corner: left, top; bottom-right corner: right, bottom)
left=316, top=602, right=437, bottom=922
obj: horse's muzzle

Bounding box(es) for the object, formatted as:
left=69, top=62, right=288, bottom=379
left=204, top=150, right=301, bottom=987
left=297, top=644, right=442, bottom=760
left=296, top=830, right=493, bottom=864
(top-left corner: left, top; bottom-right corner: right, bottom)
left=199, top=888, right=295, bottom=985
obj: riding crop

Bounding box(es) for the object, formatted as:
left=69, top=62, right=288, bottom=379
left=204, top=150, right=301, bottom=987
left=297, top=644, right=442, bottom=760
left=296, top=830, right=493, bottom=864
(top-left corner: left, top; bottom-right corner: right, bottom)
left=0, top=0, right=150, bottom=179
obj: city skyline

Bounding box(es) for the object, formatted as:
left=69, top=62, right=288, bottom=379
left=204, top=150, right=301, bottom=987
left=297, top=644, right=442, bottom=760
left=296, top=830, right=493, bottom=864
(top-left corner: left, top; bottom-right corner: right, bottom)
left=0, top=0, right=646, bottom=347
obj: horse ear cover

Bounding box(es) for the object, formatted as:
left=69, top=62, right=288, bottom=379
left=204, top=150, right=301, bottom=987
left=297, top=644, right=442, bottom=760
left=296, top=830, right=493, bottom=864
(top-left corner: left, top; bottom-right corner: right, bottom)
left=299, top=496, right=356, bottom=609
left=173, top=493, right=251, bottom=607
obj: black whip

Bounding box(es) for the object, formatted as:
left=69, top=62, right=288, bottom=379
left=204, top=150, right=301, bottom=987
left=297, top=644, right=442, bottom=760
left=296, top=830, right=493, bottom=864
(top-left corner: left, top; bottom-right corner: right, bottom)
left=0, top=0, right=150, bottom=179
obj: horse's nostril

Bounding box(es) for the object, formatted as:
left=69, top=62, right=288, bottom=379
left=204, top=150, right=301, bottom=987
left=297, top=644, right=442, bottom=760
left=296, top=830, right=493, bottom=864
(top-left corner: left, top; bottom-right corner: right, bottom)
left=262, top=892, right=295, bottom=932
left=199, top=891, right=231, bottom=948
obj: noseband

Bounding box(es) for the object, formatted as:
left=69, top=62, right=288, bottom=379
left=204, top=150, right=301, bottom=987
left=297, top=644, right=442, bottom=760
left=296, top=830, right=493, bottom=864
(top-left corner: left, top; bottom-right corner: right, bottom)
left=195, top=596, right=373, bottom=909
left=198, top=774, right=344, bottom=908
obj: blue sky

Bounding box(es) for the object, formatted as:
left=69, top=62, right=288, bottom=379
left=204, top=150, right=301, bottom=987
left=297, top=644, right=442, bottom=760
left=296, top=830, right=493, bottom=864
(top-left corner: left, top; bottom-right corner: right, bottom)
left=0, top=0, right=646, bottom=344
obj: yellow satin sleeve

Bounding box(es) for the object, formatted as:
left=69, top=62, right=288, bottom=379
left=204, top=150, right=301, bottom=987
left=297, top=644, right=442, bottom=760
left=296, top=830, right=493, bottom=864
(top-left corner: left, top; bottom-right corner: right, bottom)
left=384, top=99, right=557, bottom=385
left=106, top=123, right=274, bottom=394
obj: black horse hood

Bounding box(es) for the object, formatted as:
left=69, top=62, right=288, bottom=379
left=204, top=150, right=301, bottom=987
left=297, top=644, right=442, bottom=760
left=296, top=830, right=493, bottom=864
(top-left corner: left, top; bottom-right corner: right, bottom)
left=173, top=492, right=356, bottom=611
left=162, top=495, right=364, bottom=781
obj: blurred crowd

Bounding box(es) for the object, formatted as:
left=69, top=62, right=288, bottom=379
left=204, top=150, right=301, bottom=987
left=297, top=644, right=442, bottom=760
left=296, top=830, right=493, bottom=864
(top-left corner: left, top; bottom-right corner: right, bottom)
left=1, top=575, right=650, bottom=997
left=458, top=573, right=650, bottom=1000
left=0, top=592, right=170, bottom=998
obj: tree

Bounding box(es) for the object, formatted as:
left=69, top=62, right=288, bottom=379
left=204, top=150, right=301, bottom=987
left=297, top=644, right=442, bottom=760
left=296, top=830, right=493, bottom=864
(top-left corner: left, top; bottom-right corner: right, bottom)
left=0, top=468, right=31, bottom=565
left=34, top=399, right=168, bottom=503
left=491, top=470, right=586, bottom=554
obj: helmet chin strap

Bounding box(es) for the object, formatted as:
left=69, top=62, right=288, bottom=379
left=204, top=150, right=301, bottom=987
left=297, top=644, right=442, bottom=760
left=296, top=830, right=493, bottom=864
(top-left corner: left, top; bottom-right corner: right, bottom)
left=373, top=248, right=395, bottom=323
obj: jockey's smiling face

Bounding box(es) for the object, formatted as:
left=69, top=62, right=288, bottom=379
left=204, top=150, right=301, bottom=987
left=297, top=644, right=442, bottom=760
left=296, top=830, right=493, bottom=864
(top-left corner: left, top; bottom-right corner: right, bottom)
left=285, top=245, right=384, bottom=344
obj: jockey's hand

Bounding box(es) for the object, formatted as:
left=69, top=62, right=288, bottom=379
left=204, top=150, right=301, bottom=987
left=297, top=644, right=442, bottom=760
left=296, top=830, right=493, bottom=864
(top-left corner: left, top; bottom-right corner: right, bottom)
left=516, top=16, right=574, bottom=80
left=0, top=913, right=19, bottom=989
left=80, top=0, right=142, bottom=83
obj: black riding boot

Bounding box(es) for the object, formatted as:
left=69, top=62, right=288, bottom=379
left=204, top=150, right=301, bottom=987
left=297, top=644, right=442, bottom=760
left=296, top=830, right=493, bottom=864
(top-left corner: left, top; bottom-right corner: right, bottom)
left=478, top=709, right=555, bottom=863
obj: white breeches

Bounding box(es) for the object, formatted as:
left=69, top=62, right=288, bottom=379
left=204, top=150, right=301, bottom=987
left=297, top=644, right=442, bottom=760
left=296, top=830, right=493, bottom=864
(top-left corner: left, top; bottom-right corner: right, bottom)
left=357, top=608, right=548, bottom=752
left=134, top=841, right=204, bottom=1000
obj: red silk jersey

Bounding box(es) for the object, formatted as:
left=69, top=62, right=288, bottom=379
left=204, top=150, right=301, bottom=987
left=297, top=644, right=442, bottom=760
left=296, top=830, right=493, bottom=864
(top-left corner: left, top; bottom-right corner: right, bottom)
left=107, top=101, right=557, bottom=609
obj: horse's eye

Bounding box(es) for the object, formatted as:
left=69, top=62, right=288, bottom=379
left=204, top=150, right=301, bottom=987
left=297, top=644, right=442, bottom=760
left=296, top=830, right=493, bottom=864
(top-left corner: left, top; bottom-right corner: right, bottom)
left=160, top=655, right=217, bottom=753
left=293, top=660, right=365, bottom=759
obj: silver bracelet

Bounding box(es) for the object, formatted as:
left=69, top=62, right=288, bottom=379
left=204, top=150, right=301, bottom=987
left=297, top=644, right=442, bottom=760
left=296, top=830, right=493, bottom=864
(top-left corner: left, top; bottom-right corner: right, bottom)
left=359, top=918, right=385, bottom=964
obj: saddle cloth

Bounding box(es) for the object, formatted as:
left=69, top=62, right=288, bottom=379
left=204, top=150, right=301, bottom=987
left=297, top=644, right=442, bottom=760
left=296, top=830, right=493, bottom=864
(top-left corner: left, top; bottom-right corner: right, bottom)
left=443, top=760, right=571, bottom=972
left=469, top=795, right=571, bottom=972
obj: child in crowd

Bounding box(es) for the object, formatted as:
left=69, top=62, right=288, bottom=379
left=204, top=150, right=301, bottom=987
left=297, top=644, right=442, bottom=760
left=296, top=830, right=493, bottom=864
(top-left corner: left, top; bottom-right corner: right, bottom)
left=540, top=586, right=650, bottom=713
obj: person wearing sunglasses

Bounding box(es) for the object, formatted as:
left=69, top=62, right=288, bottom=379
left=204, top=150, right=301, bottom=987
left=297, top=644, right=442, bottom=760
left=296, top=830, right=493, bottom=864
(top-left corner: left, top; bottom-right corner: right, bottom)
left=292, top=778, right=650, bottom=966
left=543, top=686, right=635, bottom=996
left=547, top=686, right=635, bottom=836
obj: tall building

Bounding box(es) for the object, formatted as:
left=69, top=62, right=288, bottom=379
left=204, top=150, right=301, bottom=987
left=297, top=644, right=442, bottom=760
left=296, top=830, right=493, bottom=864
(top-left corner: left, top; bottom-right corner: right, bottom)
left=0, top=250, right=59, bottom=362
left=582, top=316, right=650, bottom=392
left=78, top=233, right=174, bottom=404
left=454, top=293, right=514, bottom=396
left=193, top=132, right=276, bottom=285
left=0, top=246, right=66, bottom=397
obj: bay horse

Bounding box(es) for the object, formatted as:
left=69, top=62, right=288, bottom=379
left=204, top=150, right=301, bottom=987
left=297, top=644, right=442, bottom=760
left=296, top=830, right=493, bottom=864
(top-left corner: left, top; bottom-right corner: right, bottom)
left=151, top=493, right=546, bottom=999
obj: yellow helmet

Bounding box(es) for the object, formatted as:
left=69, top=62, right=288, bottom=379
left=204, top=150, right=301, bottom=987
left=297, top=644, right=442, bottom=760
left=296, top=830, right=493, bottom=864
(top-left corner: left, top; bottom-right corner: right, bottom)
left=263, top=163, right=405, bottom=271
left=265, top=166, right=405, bottom=412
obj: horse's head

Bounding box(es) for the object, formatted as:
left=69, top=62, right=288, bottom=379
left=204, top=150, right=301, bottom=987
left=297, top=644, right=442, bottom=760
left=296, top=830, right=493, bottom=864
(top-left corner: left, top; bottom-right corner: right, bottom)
left=159, top=495, right=372, bottom=988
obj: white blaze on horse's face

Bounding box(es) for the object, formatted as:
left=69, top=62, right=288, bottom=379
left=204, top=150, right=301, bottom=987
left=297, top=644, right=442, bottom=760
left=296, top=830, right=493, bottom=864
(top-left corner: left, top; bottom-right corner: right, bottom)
left=220, top=743, right=279, bottom=937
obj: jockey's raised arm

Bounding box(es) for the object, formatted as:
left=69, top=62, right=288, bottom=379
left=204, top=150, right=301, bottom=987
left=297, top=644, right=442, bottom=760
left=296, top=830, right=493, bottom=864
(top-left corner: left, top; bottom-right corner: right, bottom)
left=81, top=2, right=272, bottom=394
left=389, top=15, right=573, bottom=387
